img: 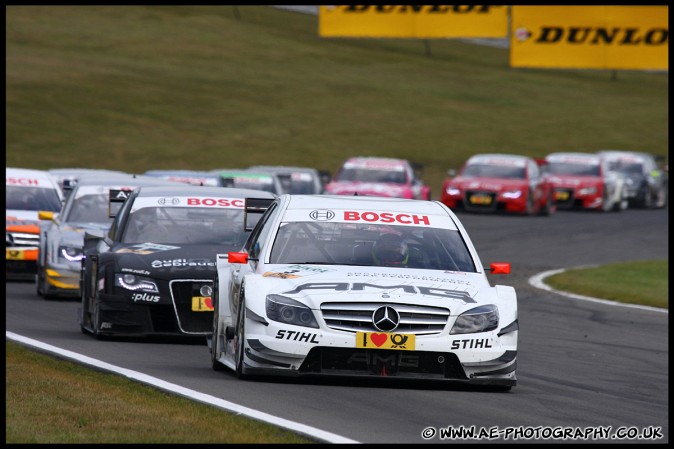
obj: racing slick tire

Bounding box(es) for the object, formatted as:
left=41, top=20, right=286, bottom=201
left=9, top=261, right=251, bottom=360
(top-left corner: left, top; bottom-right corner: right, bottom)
left=234, top=298, right=249, bottom=380
left=538, top=192, right=553, bottom=216
left=210, top=288, right=225, bottom=371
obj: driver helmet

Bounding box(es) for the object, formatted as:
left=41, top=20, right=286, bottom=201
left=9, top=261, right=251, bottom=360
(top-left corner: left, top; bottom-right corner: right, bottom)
left=372, top=232, right=409, bottom=266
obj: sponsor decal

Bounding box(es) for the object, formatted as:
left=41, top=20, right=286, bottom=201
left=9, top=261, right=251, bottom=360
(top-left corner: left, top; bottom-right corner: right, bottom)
left=356, top=331, right=416, bottom=350
left=186, top=198, right=244, bottom=208
left=121, top=268, right=150, bottom=276
left=191, top=296, right=213, bottom=312
left=275, top=330, right=320, bottom=343
left=6, top=177, right=40, bottom=186
left=309, top=210, right=335, bottom=221
left=151, top=259, right=215, bottom=268
left=347, top=271, right=471, bottom=285
left=97, top=277, right=104, bottom=291
left=158, top=197, right=181, bottom=206
left=283, top=282, right=475, bottom=303
left=115, top=243, right=180, bottom=255
left=263, top=272, right=301, bottom=279
left=344, top=211, right=430, bottom=226
left=132, top=292, right=160, bottom=303
left=525, top=26, right=668, bottom=46
left=451, top=338, right=493, bottom=350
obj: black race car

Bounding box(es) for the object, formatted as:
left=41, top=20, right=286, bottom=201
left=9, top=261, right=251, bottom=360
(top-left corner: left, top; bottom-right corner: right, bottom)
left=598, top=150, right=668, bottom=209
left=79, top=185, right=275, bottom=339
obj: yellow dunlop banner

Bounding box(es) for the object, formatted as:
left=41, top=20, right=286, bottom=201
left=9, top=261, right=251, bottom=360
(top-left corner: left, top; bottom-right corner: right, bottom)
left=510, top=6, right=668, bottom=70
left=319, top=5, right=508, bottom=38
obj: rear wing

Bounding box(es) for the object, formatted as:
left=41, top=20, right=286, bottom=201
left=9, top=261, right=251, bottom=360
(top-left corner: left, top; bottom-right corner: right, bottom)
left=108, top=189, right=131, bottom=218
left=243, top=197, right=275, bottom=231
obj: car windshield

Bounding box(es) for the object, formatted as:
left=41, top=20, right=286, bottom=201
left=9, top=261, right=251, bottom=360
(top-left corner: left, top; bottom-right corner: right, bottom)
left=220, top=175, right=278, bottom=193
left=546, top=162, right=600, bottom=176
left=6, top=186, right=62, bottom=212
left=335, top=168, right=407, bottom=184
left=269, top=221, right=476, bottom=272
left=462, top=163, right=526, bottom=179
left=276, top=173, right=319, bottom=194
left=66, top=193, right=113, bottom=223
left=122, top=206, right=250, bottom=248
left=614, top=161, right=644, bottom=175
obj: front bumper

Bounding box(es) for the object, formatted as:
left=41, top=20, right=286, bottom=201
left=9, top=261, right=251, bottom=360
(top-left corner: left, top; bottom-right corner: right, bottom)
left=6, top=247, right=38, bottom=280
left=43, top=264, right=81, bottom=297
left=239, top=318, right=518, bottom=387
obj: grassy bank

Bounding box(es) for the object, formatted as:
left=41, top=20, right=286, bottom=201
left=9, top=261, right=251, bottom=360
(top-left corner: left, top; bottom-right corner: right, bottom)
left=5, top=342, right=315, bottom=444
left=544, top=260, right=668, bottom=309
left=6, top=6, right=668, bottom=197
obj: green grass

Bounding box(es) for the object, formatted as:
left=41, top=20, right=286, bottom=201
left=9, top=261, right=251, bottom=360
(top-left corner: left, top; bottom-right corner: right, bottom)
left=5, top=342, right=316, bottom=444
left=6, top=6, right=668, bottom=197
left=5, top=5, right=668, bottom=442
left=544, top=260, right=668, bottom=309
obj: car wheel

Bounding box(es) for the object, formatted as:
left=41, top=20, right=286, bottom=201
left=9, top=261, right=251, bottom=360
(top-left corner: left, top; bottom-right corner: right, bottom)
left=538, top=192, right=553, bottom=216
left=656, top=187, right=668, bottom=209
left=234, top=299, right=248, bottom=380
left=524, top=191, right=534, bottom=215
left=211, top=286, right=225, bottom=371
left=36, top=271, right=44, bottom=297
left=613, top=188, right=628, bottom=212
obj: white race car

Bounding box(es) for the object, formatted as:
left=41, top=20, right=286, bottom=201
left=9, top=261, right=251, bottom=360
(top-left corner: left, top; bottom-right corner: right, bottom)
left=209, top=195, right=518, bottom=390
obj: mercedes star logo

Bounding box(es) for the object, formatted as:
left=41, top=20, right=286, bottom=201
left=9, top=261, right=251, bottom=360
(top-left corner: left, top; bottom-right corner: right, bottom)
left=372, top=306, right=400, bottom=332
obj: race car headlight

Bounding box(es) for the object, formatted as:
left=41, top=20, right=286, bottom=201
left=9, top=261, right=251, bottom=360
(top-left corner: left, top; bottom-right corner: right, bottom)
left=578, top=186, right=597, bottom=195
left=450, top=305, right=499, bottom=334
left=266, top=294, right=319, bottom=328
left=502, top=190, right=522, bottom=199
left=446, top=187, right=461, bottom=196
left=59, top=245, right=84, bottom=262
left=114, top=273, right=159, bottom=293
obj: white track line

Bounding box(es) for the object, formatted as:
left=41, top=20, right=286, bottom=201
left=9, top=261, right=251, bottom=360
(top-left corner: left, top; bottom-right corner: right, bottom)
left=528, top=267, right=668, bottom=314
left=6, top=331, right=360, bottom=444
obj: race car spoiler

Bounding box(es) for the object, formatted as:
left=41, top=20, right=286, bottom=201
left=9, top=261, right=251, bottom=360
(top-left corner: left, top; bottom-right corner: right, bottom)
left=244, top=197, right=275, bottom=231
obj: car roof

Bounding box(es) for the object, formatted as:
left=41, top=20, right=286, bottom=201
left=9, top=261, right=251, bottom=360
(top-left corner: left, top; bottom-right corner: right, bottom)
left=133, top=185, right=277, bottom=198
left=6, top=167, right=62, bottom=192
left=248, top=165, right=320, bottom=175
left=72, top=173, right=185, bottom=187
left=467, top=153, right=531, bottom=163
left=597, top=150, right=650, bottom=160
left=284, top=194, right=443, bottom=214
left=546, top=152, right=600, bottom=161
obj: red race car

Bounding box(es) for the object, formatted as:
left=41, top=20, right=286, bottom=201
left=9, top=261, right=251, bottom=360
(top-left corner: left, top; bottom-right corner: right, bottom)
left=543, top=152, right=628, bottom=212
left=440, top=153, right=554, bottom=215
left=324, top=157, right=431, bottom=200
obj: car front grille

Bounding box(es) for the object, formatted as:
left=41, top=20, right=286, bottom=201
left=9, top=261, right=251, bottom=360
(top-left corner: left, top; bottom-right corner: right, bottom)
left=320, top=302, right=450, bottom=335
left=553, top=188, right=575, bottom=207
left=169, top=279, right=214, bottom=334
left=6, top=231, right=39, bottom=247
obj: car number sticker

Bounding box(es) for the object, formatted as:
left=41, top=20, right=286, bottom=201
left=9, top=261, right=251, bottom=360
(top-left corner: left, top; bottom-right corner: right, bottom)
left=469, top=193, right=492, bottom=205
left=192, top=296, right=214, bottom=312
left=356, top=332, right=415, bottom=350
left=555, top=190, right=570, bottom=201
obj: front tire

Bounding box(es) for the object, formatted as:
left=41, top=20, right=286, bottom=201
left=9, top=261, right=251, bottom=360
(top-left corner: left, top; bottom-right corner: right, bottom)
left=211, top=283, right=225, bottom=371
left=234, top=299, right=248, bottom=379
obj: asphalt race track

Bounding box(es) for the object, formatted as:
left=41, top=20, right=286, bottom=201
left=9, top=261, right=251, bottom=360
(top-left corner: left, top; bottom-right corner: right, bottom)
left=6, top=207, right=668, bottom=443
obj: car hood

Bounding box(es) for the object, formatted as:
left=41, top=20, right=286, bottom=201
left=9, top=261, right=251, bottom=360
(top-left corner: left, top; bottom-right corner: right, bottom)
left=450, top=177, right=526, bottom=192
left=325, top=181, right=411, bottom=197
left=253, top=265, right=491, bottom=315
left=6, top=210, right=39, bottom=223
left=111, top=244, right=222, bottom=279
left=545, top=175, right=600, bottom=188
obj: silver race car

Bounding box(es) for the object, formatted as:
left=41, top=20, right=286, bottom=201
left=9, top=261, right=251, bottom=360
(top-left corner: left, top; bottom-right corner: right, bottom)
left=210, top=194, right=518, bottom=390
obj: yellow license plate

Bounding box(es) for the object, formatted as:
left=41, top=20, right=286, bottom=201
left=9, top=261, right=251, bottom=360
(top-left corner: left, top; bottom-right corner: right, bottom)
left=469, top=194, right=492, bottom=205
left=6, top=249, right=25, bottom=260
left=191, top=296, right=214, bottom=312
left=555, top=191, right=569, bottom=201
left=356, top=332, right=415, bottom=350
